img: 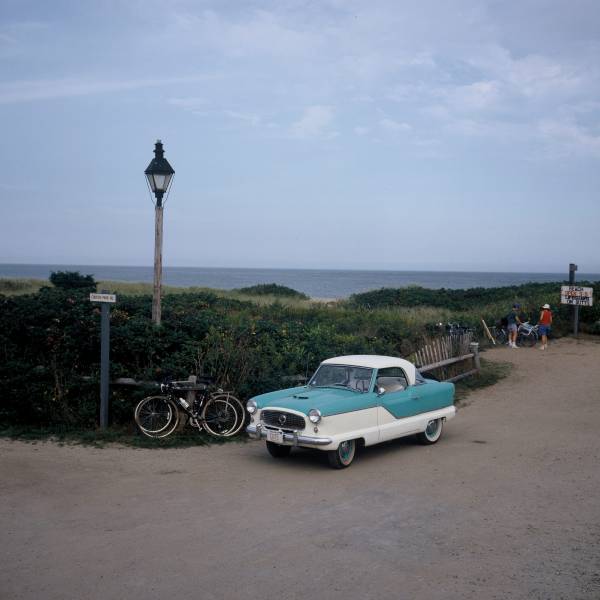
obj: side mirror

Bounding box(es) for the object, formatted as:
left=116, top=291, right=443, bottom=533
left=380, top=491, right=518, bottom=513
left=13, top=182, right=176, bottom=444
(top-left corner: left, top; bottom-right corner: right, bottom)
left=376, top=386, right=386, bottom=396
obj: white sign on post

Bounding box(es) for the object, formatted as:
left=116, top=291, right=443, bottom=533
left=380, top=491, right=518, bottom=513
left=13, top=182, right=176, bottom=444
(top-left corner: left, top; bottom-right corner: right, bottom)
left=560, top=286, right=593, bottom=307
left=90, top=293, right=117, bottom=303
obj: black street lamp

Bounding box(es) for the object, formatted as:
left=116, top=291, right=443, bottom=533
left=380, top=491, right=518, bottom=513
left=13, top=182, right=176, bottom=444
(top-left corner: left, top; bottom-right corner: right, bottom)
left=145, top=140, right=175, bottom=325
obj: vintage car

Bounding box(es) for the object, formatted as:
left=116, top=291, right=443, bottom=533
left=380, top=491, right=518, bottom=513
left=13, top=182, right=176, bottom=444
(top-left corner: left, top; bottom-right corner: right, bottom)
left=246, top=355, right=455, bottom=468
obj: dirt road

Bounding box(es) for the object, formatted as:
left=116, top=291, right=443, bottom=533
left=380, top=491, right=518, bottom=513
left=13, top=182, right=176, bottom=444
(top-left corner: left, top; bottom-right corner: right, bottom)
left=1, top=337, right=599, bottom=600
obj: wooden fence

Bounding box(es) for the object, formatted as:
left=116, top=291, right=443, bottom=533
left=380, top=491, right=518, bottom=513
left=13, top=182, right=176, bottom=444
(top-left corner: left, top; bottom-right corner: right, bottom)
left=411, top=332, right=480, bottom=383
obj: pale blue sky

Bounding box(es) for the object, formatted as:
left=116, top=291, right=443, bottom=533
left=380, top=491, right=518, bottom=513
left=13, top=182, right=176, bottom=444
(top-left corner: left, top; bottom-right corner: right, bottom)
left=1, top=0, right=599, bottom=271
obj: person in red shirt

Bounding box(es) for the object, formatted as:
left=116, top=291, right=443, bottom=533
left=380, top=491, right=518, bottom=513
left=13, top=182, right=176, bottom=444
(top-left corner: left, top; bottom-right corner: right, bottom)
left=537, top=303, right=553, bottom=350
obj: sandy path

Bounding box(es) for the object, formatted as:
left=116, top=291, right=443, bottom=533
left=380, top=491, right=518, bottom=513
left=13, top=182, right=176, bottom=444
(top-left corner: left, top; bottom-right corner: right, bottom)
left=1, top=337, right=599, bottom=600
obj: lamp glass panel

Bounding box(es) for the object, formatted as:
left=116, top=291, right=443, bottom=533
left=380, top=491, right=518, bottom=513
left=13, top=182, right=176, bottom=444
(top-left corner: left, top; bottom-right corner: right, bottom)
left=153, top=174, right=167, bottom=191
left=163, top=173, right=173, bottom=191
left=145, top=173, right=156, bottom=192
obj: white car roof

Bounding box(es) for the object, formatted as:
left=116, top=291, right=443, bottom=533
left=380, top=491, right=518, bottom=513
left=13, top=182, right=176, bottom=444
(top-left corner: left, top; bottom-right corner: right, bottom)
left=321, top=355, right=417, bottom=385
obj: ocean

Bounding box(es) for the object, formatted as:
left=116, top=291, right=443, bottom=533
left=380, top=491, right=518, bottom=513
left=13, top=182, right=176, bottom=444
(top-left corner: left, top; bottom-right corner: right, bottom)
left=1, top=263, right=598, bottom=299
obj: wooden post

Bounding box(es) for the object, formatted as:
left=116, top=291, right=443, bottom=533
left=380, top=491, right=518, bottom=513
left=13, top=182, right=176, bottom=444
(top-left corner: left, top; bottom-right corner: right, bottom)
left=569, top=263, right=580, bottom=337
left=470, top=341, right=481, bottom=372
left=481, top=319, right=495, bottom=344
left=152, top=205, right=164, bottom=326
left=186, top=374, right=197, bottom=407
left=174, top=374, right=197, bottom=432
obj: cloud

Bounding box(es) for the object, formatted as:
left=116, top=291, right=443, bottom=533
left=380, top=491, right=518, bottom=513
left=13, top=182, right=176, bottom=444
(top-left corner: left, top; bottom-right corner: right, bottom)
left=442, top=80, right=501, bottom=111
left=223, top=110, right=261, bottom=127
left=468, top=47, right=584, bottom=98
left=0, top=76, right=205, bottom=104
left=379, top=118, right=411, bottom=133
left=169, top=100, right=262, bottom=127
left=3, top=3, right=599, bottom=158
left=169, top=9, right=322, bottom=59
left=290, top=105, right=335, bottom=139
left=168, top=97, right=207, bottom=110
left=538, top=119, right=600, bottom=157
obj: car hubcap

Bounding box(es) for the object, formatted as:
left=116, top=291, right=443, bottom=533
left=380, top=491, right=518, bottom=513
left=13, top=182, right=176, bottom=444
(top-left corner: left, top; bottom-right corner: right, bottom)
left=426, top=419, right=439, bottom=438
left=339, top=441, right=354, bottom=463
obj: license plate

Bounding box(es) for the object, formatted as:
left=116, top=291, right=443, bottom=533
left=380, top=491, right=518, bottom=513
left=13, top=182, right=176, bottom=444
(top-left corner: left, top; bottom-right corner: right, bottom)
left=267, top=429, right=284, bottom=444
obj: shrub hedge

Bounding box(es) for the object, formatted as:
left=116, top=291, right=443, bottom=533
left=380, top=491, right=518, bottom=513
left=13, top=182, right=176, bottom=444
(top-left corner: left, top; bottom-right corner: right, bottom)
left=1, top=277, right=597, bottom=429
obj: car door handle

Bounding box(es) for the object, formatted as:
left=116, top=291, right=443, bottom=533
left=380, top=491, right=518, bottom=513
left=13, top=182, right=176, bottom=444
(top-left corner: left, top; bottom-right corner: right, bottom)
left=411, top=392, right=421, bottom=400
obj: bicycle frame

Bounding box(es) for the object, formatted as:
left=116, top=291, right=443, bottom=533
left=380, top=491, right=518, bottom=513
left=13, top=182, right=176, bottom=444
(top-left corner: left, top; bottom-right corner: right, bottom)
left=135, top=380, right=244, bottom=439
left=161, top=382, right=210, bottom=424
left=161, top=382, right=241, bottom=430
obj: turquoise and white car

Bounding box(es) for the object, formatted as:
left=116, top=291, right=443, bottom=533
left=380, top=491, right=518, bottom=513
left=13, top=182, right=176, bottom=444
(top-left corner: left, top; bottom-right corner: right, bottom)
left=246, top=355, right=456, bottom=468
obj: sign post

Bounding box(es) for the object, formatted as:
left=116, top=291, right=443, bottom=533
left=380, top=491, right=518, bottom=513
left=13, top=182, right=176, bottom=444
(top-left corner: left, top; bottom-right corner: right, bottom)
left=569, top=263, right=578, bottom=336
left=90, top=292, right=117, bottom=429
left=561, top=279, right=593, bottom=338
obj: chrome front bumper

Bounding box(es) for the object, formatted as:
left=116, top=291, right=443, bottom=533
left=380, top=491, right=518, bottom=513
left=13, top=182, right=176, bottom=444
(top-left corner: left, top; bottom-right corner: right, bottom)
left=246, top=423, right=332, bottom=447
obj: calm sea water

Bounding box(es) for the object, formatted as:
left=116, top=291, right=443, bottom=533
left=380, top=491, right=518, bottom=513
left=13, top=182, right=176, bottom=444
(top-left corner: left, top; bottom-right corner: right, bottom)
left=1, top=264, right=598, bottom=298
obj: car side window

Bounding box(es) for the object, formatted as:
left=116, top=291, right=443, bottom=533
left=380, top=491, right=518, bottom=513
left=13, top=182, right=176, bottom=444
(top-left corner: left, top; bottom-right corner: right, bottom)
left=376, top=367, right=408, bottom=393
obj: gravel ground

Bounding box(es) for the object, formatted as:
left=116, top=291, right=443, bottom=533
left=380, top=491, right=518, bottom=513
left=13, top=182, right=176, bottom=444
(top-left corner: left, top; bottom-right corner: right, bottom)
left=1, top=337, right=599, bottom=600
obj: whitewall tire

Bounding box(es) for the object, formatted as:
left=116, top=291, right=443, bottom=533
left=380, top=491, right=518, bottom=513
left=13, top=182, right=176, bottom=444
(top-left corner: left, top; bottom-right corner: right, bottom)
left=416, top=418, right=444, bottom=445
left=327, top=439, right=356, bottom=469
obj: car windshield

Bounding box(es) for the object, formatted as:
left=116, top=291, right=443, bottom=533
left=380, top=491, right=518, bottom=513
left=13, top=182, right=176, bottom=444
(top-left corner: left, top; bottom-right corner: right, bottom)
left=308, top=364, right=373, bottom=393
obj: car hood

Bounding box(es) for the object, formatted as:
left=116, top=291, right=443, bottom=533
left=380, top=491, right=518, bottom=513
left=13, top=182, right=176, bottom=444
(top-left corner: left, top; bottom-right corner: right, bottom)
left=253, top=386, right=377, bottom=417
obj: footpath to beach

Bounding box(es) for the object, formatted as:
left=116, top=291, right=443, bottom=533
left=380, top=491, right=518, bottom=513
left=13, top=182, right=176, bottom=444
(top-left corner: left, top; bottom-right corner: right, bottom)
left=1, top=337, right=599, bottom=600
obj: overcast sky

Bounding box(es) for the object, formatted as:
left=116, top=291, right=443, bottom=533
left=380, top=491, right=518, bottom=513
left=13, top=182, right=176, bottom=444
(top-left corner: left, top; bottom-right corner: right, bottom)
left=0, top=0, right=599, bottom=272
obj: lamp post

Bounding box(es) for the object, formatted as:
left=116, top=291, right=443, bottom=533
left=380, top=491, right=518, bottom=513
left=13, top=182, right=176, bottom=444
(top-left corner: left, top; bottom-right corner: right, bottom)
left=145, top=140, right=175, bottom=326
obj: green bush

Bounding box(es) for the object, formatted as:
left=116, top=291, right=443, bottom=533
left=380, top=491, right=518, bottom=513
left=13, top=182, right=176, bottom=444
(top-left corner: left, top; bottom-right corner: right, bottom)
left=50, top=270, right=96, bottom=290
left=234, top=283, right=309, bottom=300
left=1, top=277, right=597, bottom=429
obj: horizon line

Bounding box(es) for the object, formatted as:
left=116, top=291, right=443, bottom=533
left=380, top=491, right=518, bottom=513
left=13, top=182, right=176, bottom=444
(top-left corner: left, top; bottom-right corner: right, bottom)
left=1, top=261, right=598, bottom=276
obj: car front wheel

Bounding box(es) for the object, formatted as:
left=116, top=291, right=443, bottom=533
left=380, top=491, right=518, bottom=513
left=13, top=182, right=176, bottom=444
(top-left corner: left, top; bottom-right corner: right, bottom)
left=327, top=439, right=356, bottom=469
left=416, top=418, right=444, bottom=445
left=266, top=441, right=292, bottom=458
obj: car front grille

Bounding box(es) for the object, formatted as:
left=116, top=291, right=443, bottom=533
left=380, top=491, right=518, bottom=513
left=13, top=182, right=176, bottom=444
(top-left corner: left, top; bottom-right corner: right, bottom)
left=261, top=410, right=306, bottom=431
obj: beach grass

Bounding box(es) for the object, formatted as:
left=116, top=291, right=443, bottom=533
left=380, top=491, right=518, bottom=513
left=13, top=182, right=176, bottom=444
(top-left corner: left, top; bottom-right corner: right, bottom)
left=0, top=277, right=324, bottom=307
left=0, top=278, right=46, bottom=295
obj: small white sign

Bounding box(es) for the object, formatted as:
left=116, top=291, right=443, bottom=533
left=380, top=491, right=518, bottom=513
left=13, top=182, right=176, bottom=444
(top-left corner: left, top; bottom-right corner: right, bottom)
left=90, top=293, right=117, bottom=303
left=560, top=286, right=593, bottom=307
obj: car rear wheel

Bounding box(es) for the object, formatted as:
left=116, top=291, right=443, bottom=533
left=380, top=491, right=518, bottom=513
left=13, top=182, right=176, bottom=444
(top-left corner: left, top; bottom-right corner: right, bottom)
left=416, top=418, right=444, bottom=445
left=266, top=441, right=292, bottom=458
left=327, top=439, right=356, bottom=469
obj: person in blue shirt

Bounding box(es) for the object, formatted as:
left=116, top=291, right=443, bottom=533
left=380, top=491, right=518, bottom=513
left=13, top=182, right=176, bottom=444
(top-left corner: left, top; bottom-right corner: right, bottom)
left=507, top=303, right=522, bottom=348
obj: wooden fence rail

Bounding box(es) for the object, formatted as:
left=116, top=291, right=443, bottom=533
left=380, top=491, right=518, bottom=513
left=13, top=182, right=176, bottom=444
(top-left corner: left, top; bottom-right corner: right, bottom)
left=411, top=333, right=480, bottom=383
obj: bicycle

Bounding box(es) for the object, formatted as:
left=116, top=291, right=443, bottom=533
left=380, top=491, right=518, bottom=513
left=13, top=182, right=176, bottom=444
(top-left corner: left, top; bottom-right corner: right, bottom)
left=490, top=324, right=508, bottom=345
left=447, top=322, right=473, bottom=335
left=427, top=321, right=474, bottom=336
left=134, top=378, right=246, bottom=439
left=517, top=322, right=539, bottom=347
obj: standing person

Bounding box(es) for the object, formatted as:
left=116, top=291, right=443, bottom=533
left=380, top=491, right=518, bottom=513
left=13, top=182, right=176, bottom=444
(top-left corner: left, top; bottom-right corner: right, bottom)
left=537, top=303, right=553, bottom=350
left=507, top=303, right=522, bottom=348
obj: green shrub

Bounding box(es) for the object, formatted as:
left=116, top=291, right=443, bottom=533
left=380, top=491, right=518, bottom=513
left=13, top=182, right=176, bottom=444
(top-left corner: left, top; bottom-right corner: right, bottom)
left=234, top=283, right=309, bottom=300
left=50, top=271, right=96, bottom=290
left=1, top=278, right=598, bottom=429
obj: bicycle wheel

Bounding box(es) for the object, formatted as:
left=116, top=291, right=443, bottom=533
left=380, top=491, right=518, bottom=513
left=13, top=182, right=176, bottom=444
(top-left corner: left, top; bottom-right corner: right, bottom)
left=212, top=393, right=246, bottom=436
left=134, top=395, right=180, bottom=439
left=518, top=332, right=538, bottom=347
left=201, top=395, right=240, bottom=437
left=494, top=329, right=507, bottom=345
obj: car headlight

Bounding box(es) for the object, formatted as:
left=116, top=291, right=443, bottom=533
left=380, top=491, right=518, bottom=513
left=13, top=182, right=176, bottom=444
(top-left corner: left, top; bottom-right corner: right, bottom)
left=308, top=409, right=322, bottom=424
left=246, top=400, right=258, bottom=414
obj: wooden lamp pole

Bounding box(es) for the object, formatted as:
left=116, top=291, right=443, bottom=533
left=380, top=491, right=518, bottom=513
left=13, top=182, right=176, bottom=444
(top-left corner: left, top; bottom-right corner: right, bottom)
left=144, top=140, right=175, bottom=326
